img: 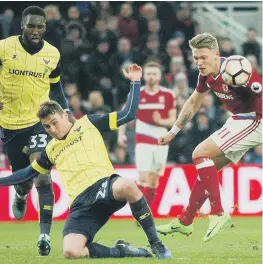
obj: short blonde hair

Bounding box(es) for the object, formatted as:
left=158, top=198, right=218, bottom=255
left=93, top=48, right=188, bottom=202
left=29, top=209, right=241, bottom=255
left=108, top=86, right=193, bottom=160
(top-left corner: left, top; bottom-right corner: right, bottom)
left=144, top=61, right=161, bottom=70
left=189, top=33, right=219, bottom=50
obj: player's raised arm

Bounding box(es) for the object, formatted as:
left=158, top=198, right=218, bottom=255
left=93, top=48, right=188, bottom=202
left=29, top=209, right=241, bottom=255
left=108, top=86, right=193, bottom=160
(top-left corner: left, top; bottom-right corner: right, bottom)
left=88, top=64, right=142, bottom=132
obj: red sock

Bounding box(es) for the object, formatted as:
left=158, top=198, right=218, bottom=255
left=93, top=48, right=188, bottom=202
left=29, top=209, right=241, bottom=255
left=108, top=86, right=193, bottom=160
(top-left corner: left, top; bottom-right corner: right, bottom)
left=180, top=176, right=208, bottom=225
left=193, top=157, right=223, bottom=215
left=144, top=187, right=157, bottom=206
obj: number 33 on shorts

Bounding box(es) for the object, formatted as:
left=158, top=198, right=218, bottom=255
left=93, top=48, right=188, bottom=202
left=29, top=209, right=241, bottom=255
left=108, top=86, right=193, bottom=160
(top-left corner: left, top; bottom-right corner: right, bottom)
left=29, top=134, right=48, bottom=148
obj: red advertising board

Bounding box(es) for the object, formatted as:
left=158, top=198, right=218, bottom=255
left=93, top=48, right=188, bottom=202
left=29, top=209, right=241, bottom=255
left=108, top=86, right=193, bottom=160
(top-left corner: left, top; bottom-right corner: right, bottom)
left=0, top=164, right=262, bottom=221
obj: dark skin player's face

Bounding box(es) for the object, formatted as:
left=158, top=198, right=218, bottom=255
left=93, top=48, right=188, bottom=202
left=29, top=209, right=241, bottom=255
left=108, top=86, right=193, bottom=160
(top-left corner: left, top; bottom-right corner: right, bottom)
left=21, top=15, right=46, bottom=45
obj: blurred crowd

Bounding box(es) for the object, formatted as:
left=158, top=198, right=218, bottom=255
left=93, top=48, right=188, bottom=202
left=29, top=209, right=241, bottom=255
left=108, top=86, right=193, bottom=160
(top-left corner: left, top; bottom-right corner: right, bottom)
left=0, top=1, right=262, bottom=166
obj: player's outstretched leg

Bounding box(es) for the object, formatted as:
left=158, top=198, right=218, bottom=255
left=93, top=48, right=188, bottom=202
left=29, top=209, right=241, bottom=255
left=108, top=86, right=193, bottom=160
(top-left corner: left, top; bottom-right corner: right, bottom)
left=88, top=240, right=152, bottom=258
left=13, top=180, right=33, bottom=220
left=112, top=178, right=172, bottom=259
left=35, top=174, right=54, bottom=256
left=157, top=176, right=207, bottom=236
left=203, top=212, right=231, bottom=242
left=63, top=234, right=152, bottom=259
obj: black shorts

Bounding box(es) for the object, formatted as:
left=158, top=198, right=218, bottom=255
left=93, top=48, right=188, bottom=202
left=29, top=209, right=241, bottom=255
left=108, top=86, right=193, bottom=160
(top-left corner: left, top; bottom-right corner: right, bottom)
left=63, top=174, right=126, bottom=243
left=1, top=122, right=50, bottom=171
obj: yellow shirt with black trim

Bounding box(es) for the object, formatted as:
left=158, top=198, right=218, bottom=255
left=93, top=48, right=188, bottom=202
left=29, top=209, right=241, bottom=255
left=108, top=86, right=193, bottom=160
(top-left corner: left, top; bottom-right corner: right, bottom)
left=32, top=113, right=118, bottom=205
left=0, top=36, right=60, bottom=129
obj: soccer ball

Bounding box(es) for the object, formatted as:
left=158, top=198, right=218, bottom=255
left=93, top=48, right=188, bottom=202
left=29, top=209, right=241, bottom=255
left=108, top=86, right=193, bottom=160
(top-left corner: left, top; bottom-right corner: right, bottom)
left=220, top=55, right=252, bottom=87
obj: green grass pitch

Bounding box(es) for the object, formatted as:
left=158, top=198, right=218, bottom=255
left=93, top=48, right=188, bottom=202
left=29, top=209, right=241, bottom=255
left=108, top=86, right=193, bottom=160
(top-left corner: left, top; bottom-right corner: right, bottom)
left=0, top=217, right=261, bottom=264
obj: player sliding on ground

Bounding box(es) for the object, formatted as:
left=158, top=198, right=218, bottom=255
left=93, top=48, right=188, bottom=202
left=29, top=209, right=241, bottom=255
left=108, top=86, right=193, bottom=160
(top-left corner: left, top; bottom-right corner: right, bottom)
left=0, top=64, right=171, bottom=259
left=156, top=33, right=262, bottom=242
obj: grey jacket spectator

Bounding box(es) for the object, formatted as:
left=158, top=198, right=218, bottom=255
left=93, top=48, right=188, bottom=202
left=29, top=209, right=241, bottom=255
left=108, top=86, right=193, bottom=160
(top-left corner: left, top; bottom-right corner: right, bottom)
left=60, top=21, right=92, bottom=83
left=90, top=18, right=117, bottom=54
left=135, top=34, right=167, bottom=66
left=0, top=9, right=14, bottom=39
left=110, top=38, right=136, bottom=104
left=242, top=28, right=261, bottom=65
left=83, top=39, right=113, bottom=105
left=44, top=5, right=65, bottom=49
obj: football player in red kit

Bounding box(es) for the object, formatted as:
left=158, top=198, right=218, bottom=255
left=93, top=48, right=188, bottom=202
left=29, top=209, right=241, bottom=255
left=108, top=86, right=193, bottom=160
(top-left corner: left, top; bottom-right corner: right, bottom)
left=156, top=33, right=262, bottom=242
left=118, top=62, right=176, bottom=209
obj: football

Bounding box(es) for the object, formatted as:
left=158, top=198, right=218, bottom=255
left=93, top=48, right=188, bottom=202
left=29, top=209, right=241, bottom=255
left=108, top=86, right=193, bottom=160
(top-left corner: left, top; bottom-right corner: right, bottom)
left=220, top=55, right=252, bottom=87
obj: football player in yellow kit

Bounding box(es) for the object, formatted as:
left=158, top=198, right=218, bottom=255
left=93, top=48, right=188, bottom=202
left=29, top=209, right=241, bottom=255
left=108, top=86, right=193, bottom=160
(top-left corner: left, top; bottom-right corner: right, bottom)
left=0, top=64, right=172, bottom=259
left=0, top=6, right=70, bottom=255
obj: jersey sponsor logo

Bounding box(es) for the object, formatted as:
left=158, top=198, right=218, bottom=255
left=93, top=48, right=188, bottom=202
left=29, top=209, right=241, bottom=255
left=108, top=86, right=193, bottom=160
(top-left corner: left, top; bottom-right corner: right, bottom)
left=12, top=54, right=18, bottom=60
left=141, top=98, right=146, bottom=103
left=8, top=69, right=46, bottom=78
left=214, top=91, right=234, bottom=100
left=53, top=135, right=82, bottom=162
left=74, top=126, right=82, bottom=132
left=251, top=82, right=262, bottom=94
left=222, top=84, right=228, bottom=93
left=43, top=58, right=50, bottom=65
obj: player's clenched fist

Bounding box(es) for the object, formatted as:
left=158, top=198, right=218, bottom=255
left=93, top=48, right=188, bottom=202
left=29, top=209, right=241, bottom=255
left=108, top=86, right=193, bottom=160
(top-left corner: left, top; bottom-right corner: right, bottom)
left=122, top=64, right=142, bottom=81
left=158, top=132, right=176, bottom=145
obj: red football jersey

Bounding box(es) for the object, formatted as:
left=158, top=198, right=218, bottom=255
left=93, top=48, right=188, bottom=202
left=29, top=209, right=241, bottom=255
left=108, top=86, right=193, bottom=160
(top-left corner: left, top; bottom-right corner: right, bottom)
left=196, top=57, right=263, bottom=117
left=135, top=86, right=175, bottom=145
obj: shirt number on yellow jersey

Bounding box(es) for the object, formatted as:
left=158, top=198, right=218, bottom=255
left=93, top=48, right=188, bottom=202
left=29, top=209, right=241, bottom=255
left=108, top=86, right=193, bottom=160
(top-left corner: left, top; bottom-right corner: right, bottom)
left=29, top=134, right=48, bottom=148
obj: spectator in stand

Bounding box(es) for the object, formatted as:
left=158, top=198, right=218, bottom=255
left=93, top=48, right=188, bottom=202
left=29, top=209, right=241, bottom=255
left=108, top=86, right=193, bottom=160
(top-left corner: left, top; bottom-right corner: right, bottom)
left=139, top=3, right=158, bottom=35
left=136, top=34, right=166, bottom=66
left=118, top=3, right=139, bottom=45
left=95, top=1, right=113, bottom=21
left=110, top=38, right=135, bottom=104
left=85, top=90, right=111, bottom=114
left=64, top=83, right=78, bottom=97
left=68, top=5, right=81, bottom=21
left=90, top=18, right=117, bottom=54
left=191, top=108, right=214, bottom=146
left=174, top=5, right=195, bottom=45
left=246, top=54, right=262, bottom=76
left=172, top=72, right=192, bottom=113
left=111, top=146, right=130, bottom=165
left=168, top=121, right=194, bottom=164
left=202, top=93, right=216, bottom=121
left=163, top=38, right=184, bottom=73
left=83, top=37, right=113, bottom=105
left=242, top=28, right=261, bottom=66
left=139, top=19, right=165, bottom=50
left=165, top=57, right=186, bottom=88
left=68, top=93, right=85, bottom=119
left=0, top=9, right=14, bottom=39
left=60, top=21, right=92, bottom=84
left=44, top=5, right=65, bottom=49
left=172, top=31, right=191, bottom=69
left=107, top=15, right=119, bottom=35
left=156, top=1, right=177, bottom=42
left=219, top=37, right=236, bottom=58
